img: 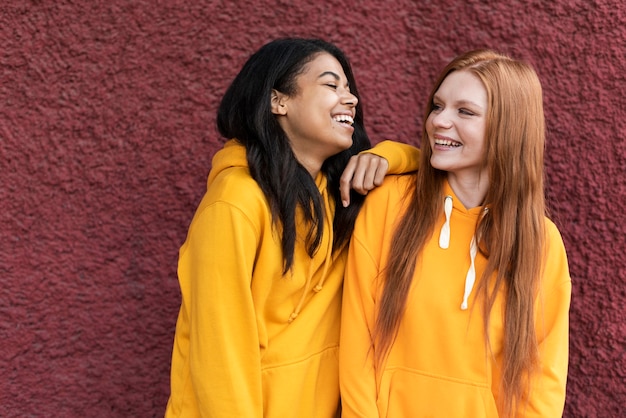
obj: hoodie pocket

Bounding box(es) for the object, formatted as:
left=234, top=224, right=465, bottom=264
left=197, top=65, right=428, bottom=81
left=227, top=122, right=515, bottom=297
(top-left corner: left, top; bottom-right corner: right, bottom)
left=378, top=367, right=499, bottom=418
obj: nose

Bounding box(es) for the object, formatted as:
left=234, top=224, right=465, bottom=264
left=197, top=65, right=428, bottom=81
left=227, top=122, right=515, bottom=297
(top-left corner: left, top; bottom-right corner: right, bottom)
left=342, top=90, right=358, bottom=107
left=430, top=108, right=452, bottom=129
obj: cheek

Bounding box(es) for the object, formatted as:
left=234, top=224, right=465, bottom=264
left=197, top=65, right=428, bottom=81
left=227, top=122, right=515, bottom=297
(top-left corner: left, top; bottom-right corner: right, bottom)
left=465, top=122, right=486, bottom=143
left=425, top=115, right=434, bottom=134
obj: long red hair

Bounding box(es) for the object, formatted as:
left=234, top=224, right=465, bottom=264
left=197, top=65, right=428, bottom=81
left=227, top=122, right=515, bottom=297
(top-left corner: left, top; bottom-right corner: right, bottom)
left=374, top=49, right=546, bottom=416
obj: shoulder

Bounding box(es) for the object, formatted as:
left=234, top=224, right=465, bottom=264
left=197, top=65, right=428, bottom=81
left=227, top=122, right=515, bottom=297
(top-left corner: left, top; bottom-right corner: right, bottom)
left=205, top=165, right=266, bottom=208
left=353, top=174, right=415, bottom=241
left=365, top=173, right=415, bottom=203
left=541, top=216, right=572, bottom=292
left=187, top=167, right=269, bottom=238
left=544, top=217, right=568, bottom=257
left=361, top=174, right=415, bottom=214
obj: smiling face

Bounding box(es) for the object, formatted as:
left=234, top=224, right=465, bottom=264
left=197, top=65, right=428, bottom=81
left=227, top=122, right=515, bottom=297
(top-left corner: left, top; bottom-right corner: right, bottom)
left=272, top=52, right=358, bottom=177
left=426, top=70, right=488, bottom=184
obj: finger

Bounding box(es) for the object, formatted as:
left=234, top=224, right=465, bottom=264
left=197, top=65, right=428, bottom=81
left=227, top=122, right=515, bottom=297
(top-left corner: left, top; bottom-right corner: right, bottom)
left=360, top=158, right=380, bottom=191
left=359, top=157, right=388, bottom=191
left=372, top=158, right=389, bottom=186
left=340, top=156, right=358, bottom=207
left=350, top=160, right=370, bottom=195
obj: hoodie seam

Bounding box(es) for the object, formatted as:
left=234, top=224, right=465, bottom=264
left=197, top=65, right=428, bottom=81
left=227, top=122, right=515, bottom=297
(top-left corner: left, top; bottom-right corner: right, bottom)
left=383, top=366, right=490, bottom=389
left=260, top=344, right=339, bottom=371
left=179, top=200, right=261, bottom=260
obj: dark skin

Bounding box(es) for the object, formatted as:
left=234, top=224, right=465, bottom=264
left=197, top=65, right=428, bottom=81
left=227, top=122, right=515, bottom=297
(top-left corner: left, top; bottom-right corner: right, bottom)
left=339, top=152, right=389, bottom=206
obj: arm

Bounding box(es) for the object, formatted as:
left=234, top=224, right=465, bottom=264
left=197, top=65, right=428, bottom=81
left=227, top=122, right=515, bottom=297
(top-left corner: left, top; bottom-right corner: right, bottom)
left=183, top=201, right=263, bottom=418
left=340, top=140, right=420, bottom=206
left=339, top=216, right=382, bottom=417
left=524, top=223, right=572, bottom=417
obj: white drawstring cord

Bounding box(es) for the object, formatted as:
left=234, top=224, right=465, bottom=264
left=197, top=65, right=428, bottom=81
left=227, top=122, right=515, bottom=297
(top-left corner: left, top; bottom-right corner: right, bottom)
left=461, top=236, right=478, bottom=310
left=439, top=196, right=453, bottom=249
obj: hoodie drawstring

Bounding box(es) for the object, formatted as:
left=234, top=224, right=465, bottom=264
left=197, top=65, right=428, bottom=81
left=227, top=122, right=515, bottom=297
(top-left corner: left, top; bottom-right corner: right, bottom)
left=288, top=261, right=315, bottom=323
left=438, top=194, right=480, bottom=310
left=439, top=195, right=453, bottom=249
left=288, top=185, right=334, bottom=323
left=461, top=236, right=478, bottom=310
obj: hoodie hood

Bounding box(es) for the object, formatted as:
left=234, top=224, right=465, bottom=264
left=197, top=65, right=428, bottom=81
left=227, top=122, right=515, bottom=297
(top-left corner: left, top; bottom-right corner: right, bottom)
left=207, top=139, right=248, bottom=187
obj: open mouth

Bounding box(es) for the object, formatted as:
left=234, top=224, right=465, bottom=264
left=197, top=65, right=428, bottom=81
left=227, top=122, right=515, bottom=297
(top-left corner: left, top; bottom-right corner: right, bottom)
left=332, top=114, right=354, bottom=126
left=434, top=138, right=461, bottom=148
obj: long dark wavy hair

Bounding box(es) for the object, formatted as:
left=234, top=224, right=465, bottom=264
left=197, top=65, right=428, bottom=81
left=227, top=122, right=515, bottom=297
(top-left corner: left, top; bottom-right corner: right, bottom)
left=217, top=38, right=371, bottom=273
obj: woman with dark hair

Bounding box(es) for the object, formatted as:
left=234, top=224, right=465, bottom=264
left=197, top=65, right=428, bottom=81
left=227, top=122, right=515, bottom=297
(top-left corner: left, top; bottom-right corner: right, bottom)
left=165, top=38, right=419, bottom=417
left=339, top=50, right=571, bottom=417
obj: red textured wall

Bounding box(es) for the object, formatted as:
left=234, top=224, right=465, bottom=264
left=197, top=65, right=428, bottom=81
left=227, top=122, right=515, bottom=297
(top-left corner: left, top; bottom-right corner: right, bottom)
left=1, top=1, right=624, bottom=416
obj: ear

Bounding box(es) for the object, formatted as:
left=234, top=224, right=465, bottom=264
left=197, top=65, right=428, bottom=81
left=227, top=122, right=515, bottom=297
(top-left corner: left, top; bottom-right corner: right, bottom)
left=271, top=89, right=288, bottom=115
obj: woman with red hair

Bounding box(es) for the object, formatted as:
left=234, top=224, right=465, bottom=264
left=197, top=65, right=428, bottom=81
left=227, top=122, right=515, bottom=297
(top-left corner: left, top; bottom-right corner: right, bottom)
left=339, top=49, right=571, bottom=417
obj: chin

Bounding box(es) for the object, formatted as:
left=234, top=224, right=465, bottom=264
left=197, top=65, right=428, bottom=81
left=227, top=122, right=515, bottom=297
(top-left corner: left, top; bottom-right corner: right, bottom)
left=336, top=137, right=353, bottom=151
left=430, top=157, right=444, bottom=171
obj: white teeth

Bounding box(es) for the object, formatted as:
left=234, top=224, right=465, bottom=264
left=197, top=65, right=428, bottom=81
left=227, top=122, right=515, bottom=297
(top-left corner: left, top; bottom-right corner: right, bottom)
left=333, top=114, right=354, bottom=125
left=435, top=138, right=461, bottom=147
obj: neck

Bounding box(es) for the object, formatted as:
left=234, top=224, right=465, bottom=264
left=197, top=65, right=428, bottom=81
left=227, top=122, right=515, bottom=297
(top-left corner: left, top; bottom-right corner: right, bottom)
left=292, top=150, right=323, bottom=178
left=301, top=161, right=321, bottom=178
left=447, top=172, right=489, bottom=209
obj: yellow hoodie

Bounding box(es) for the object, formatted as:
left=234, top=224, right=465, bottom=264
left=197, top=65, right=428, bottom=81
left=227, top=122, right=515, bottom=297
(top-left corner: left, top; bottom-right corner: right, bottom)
left=165, top=140, right=420, bottom=418
left=339, top=176, right=571, bottom=418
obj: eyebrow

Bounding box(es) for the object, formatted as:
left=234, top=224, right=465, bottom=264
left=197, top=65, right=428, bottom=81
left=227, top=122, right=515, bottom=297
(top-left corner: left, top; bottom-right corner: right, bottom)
left=433, top=94, right=484, bottom=110
left=318, top=71, right=340, bottom=80
left=318, top=71, right=350, bottom=87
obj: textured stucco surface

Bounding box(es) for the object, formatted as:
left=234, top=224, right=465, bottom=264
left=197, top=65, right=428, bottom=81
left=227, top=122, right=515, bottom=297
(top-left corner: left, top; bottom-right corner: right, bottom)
left=1, top=0, right=624, bottom=416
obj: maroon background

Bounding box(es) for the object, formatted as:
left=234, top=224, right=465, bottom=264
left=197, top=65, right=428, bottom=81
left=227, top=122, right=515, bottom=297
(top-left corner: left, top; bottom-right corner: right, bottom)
left=1, top=0, right=624, bottom=417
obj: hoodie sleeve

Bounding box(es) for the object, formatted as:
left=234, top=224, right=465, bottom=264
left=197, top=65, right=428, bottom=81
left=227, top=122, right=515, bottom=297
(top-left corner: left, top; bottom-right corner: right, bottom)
left=363, top=140, right=420, bottom=174
left=340, top=181, right=399, bottom=418
left=340, top=239, right=380, bottom=417
left=523, top=221, right=572, bottom=417
left=178, top=199, right=264, bottom=418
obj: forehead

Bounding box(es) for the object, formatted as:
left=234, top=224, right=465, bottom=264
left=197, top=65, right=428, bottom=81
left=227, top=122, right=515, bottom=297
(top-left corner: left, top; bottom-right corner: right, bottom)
left=299, top=52, right=347, bottom=80
left=436, top=70, right=487, bottom=105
